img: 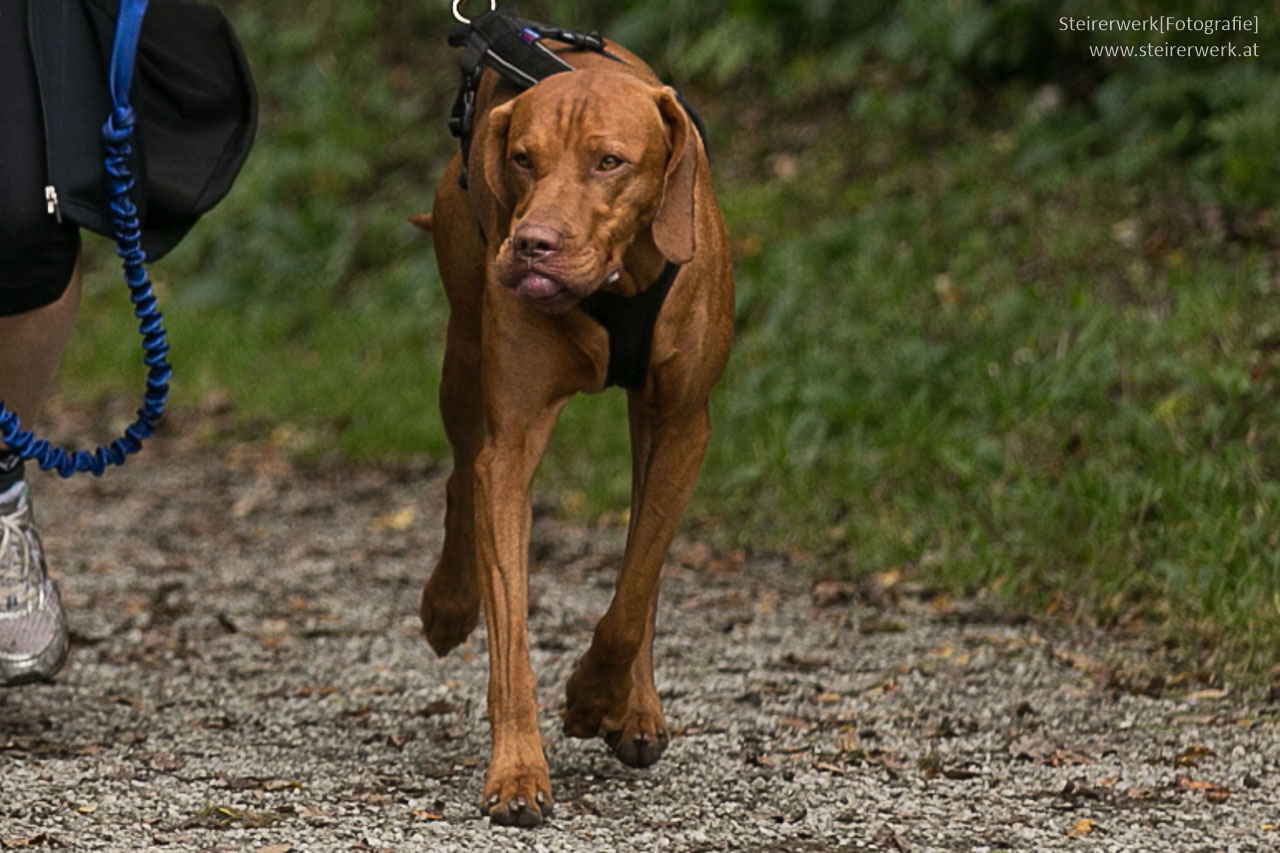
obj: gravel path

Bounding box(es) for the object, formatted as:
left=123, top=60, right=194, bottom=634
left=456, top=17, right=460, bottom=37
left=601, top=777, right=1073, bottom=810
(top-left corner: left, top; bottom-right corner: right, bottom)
left=2, top=423, right=1278, bottom=851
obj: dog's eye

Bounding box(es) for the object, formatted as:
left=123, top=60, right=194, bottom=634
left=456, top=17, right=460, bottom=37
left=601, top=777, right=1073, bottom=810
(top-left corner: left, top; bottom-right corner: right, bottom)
left=512, top=151, right=533, bottom=170
left=597, top=155, right=624, bottom=172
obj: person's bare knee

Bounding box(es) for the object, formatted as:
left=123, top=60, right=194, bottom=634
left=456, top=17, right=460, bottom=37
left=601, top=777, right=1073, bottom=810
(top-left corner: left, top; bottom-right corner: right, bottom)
left=0, top=256, right=82, bottom=426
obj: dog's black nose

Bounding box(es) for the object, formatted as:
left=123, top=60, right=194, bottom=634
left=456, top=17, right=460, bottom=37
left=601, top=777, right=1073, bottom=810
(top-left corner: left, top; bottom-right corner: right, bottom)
left=511, top=224, right=563, bottom=260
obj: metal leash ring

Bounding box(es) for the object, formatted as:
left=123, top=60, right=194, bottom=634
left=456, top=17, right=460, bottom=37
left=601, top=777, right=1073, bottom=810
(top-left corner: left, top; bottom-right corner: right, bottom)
left=452, top=0, right=496, bottom=24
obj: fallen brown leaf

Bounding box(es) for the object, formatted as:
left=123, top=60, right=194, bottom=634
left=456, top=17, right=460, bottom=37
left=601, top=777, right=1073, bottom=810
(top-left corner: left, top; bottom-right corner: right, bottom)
left=942, top=767, right=982, bottom=780
left=1066, top=818, right=1096, bottom=838
left=1174, top=775, right=1232, bottom=802
left=294, top=685, right=339, bottom=698
left=295, top=805, right=332, bottom=820
left=1176, top=776, right=1217, bottom=791
left=420, top=700, right=460, bottom=716
left=811, top=579, right=856, bottom=608
left=1049, top=647, right=1108, bottom=679
left=859, top=617, right=906, bottom=634
left=367, top=506, right=416, bottom=532
left=1057, top=779, right=1108, bottom=801
left=340, top=706, right=373, bottom=720
left=708, top=549, right=745, bottom=574
left=1119, top=786, right=1157, bottom=802
left=1045, top=748, right=1094, bottom=767
left=1173, top=745, right=1216, bottom=767
left=1008, top=732, right=1056, bottom=762
left=673, top=541, right=712, bottom=569
left=835, top=731, right=861, bottom=753
left=778, top=716, right=816, bottom=731
left=871, top=568, right=902, bottom=590
left=781, top=652, right=829, bottom=673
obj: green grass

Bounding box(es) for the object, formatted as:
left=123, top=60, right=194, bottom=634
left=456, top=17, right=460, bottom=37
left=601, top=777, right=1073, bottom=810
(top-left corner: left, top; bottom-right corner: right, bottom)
left=56, top=2, right=1280, bottom=676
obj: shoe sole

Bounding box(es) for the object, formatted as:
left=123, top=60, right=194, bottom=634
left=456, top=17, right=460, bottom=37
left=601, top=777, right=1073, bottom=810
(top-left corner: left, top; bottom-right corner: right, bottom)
left=0, top=615, right=70, bottom=687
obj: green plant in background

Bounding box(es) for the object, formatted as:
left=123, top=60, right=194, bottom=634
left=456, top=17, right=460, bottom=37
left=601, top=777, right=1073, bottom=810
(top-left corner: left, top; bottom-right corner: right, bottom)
left=60, top=1, right=1279, bottom=676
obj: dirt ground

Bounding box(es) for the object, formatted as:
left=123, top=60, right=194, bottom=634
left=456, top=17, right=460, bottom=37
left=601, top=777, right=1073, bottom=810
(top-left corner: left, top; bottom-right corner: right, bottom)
left=1, top=407, right=1278, bottom=851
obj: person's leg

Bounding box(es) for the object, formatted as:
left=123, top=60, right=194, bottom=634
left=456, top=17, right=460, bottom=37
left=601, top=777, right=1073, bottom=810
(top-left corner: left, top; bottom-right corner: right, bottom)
left=0, top=0, right=83, bottom=684
left=0, top=272, right=82, bottom=685
left=0, top=259, right=83, bottom=432
left=0, top=258, right=81, bottom=495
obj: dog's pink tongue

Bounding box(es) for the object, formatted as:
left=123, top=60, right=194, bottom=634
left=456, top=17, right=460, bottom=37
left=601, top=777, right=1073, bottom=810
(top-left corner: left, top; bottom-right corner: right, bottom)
left=515, top=273, right=560, bottom=300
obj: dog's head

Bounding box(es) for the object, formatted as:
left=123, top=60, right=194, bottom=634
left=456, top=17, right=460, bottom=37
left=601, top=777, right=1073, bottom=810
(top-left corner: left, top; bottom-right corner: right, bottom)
left=479, top=67, right=698, bottom=313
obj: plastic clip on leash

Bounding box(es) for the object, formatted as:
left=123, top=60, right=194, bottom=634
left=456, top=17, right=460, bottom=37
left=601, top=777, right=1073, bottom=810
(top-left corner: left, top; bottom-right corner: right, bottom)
left=0, top=0, right=170, bottom=478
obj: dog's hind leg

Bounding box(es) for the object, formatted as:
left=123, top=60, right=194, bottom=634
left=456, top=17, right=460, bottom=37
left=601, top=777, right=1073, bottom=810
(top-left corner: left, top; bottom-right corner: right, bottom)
left=420, top=169, right=487, bottom=657
left=420, top=310, right=485, bottom=656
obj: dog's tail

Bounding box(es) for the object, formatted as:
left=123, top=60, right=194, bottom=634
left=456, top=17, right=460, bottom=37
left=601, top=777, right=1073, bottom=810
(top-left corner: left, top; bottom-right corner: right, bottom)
left=408, top=213, right=434, bottom=231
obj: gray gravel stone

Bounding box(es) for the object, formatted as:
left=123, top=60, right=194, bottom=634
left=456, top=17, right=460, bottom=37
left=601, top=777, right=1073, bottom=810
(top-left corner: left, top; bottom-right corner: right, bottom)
left=0, top=431, right=1277, bottom=851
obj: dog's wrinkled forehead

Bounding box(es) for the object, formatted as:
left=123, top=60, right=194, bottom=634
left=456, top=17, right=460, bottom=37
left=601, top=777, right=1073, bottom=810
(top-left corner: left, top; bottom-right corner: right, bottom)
left=508, top=68, right=666, bottom=155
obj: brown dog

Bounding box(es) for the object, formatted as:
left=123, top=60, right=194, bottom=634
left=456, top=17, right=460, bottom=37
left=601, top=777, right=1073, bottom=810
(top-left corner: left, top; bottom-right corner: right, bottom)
left=415, top=36, right=732, bottom=827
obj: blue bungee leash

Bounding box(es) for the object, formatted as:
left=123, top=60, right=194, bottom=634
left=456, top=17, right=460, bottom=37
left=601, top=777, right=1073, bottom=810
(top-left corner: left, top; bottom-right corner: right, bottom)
left=0, top=0, right=171, bottom=478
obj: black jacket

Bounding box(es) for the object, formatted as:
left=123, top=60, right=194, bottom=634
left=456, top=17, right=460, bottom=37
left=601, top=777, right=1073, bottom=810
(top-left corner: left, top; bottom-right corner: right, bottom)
left=29, top=0, right=257, bottom=259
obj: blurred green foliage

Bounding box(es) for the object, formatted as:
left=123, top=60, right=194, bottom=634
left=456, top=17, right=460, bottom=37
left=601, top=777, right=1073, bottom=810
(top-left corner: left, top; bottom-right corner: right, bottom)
left=598, top=0, right=1280, bottom=206
left=62, top=0, right=1280, bottom=675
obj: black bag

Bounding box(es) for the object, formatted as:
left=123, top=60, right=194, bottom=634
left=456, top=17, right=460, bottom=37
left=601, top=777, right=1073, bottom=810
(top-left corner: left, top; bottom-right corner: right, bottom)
left=28, top=0, right=257, bottom=260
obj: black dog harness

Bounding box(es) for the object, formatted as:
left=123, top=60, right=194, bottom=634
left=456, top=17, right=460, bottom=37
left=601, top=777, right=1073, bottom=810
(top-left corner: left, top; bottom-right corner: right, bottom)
left=447, top=10, right=708, bottom=389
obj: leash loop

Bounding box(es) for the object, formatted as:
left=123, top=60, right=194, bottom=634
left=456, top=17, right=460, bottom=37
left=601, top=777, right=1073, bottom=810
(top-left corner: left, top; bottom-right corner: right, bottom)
left=0, top=0, right=169, bottom=478
left=452, top=0, right=496, bottom=25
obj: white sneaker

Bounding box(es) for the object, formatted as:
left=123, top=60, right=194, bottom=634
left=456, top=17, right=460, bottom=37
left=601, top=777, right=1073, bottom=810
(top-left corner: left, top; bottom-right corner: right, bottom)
left=0, top=482, right=68, bottom=685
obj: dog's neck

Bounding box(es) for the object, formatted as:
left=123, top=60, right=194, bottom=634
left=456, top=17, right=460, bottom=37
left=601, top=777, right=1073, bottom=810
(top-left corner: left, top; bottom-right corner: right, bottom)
left=609, top=232, right=668, bottom=298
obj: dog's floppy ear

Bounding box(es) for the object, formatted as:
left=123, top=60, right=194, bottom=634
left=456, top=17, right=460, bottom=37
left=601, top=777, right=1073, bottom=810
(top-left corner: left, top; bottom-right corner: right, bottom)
left=479, top=99, right=517, bottom=221
left=652, top=87, right=698, bottom=265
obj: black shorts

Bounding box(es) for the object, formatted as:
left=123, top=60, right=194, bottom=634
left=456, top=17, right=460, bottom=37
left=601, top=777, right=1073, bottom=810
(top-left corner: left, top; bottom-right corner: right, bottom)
left=0, top=0, right=82, bottom=318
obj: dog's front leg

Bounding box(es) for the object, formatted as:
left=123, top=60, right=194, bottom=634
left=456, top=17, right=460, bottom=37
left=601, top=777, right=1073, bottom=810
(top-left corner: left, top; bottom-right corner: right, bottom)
left=564, top=395, right=712, bottom=768
left=472, top=307, right=578, bottom=827
left=472, top=437, right=552, bottom=826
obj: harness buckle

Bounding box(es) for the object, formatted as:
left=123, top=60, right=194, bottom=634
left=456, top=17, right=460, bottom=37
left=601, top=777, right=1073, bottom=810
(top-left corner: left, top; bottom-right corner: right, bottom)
left=452, top=0, right=496, bottom=26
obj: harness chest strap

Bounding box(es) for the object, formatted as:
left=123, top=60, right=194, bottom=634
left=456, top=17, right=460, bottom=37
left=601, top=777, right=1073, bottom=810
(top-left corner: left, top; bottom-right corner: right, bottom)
left=580, top=262, right=680, bottom=390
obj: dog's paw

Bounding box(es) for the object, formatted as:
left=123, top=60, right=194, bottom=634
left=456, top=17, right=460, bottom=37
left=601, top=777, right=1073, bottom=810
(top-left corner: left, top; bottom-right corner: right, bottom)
left=480, top=773, right=553, bottom=828
left=562, top=661, right=615, bottom=738
left=564, top=662, right=669, bottom=768
left=418, top=588, right=479, bottom=657
left=418, top=559, right=481, bottom=657
left=604, top=713, right=670, bottom=769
